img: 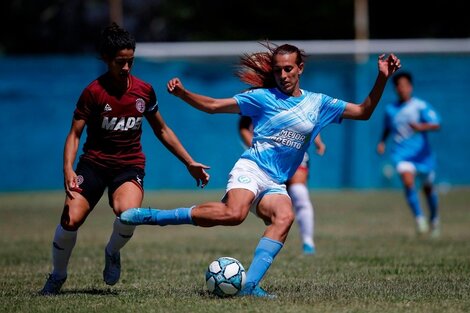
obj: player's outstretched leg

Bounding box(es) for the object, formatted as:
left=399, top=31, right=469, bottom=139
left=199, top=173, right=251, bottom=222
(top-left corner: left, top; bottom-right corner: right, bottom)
left=238, top=237, right=283, bottom=299
left=120, top=207, right=195, bottom=226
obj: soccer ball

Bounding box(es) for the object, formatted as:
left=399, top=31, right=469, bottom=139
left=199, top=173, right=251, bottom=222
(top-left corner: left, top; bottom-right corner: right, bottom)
left=205, top=256, right=246, bottom=297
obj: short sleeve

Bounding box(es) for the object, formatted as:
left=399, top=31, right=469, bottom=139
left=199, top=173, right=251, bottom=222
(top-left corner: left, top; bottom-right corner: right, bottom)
left=233, top=89, right=264, bottom=117
left=421, top=103, right=440, bottom=124
left=73, top=89, right=93, bottom=121
left=318, top=94, right=347, bottom=127
left=146, top=86, right=158, bottom=113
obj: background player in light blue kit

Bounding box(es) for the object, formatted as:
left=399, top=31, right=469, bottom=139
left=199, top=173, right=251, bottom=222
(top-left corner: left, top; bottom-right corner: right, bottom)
left=377, top=72, right=441, bottom=238
left=121, top=44, right=401, bottom=298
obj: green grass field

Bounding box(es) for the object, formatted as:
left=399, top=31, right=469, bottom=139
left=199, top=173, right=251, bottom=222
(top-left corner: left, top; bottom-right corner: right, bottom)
left=1, top=188, right=469, bottom=313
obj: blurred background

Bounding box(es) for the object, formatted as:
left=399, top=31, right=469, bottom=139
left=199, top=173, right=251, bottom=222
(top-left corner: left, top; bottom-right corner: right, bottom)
left=1, top=0, right=469, bottom=192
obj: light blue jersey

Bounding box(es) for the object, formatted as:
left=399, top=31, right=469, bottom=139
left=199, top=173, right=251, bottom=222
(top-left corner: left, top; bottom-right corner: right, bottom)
left=384, top=97, right=440, bottom=173
left=234, top=88, right=346, bottom=183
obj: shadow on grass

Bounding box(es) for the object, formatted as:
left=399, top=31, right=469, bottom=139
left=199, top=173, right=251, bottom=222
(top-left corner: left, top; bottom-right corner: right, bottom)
left=35, top=288, right=119, bottom=297
left=62, top=288, right=119, bottom=296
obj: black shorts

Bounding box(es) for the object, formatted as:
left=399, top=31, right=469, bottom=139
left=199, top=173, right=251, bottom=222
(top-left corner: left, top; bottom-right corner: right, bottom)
left=74, top=160, right=145, bottom=209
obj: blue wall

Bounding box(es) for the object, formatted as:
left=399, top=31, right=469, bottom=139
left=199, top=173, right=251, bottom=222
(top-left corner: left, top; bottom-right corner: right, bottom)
left=1, top=53, right=469, bottom=191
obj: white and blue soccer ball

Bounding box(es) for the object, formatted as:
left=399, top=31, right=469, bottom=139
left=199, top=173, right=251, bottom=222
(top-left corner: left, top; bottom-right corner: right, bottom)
left=205, top=256, right=246, bottom=297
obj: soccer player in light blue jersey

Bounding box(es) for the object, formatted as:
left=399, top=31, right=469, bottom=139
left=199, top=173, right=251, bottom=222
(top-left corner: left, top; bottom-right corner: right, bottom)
left=239, top=115, right=326, bottom=255
left=377, top=72, right=441, bottom=238
left=121, top=44, right=401, bottom=298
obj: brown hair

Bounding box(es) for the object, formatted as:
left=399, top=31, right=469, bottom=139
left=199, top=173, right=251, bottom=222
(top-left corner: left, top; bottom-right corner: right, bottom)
left=235, top=42, right=306, bottom=89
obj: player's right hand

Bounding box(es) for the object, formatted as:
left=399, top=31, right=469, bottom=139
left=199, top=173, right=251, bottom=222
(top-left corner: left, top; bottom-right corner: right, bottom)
left=64, top=170, right=81, bottom=199
left=187, top=162, right=211, bottom=188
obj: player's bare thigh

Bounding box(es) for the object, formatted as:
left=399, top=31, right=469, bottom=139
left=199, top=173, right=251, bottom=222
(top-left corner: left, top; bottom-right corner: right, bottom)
left=287, top=167, right=308, bottom=185
left=400, top=171, right=415, bottom=188
left=61, top=193, right=92, bottom=230
left=112, top=181, right=144, bottom=216
left=257, top=194, right=294, bottom=242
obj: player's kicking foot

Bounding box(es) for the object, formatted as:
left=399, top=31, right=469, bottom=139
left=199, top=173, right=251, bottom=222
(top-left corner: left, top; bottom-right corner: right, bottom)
left=120, top=208, right=159, bottom=225
left=238, top=283, right=277, bottom=299
left=103, top=249, right=121, bottom=285
left=39, top=274, right=67, bottom=296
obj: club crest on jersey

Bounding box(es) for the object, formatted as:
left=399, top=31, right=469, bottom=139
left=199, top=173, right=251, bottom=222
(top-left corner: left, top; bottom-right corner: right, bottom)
left=136, top=98, right=146, bottom=113
left=237, top=175, right=251, bottom=184
left=76, top=175, right=84, bottom=186
left=307, top=111, right=318, bottom=123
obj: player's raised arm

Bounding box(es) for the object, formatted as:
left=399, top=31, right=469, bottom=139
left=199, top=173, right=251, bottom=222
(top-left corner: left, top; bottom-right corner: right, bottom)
left=342, top=54, right=401, bottom=120
left=167, top=77, right=240, bottom=114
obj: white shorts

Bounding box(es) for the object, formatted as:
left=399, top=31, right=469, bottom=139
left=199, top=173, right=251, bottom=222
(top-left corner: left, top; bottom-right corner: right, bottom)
left=396, top=161, right=435, bottom=185
left=224, top=158, right=288, bottom=219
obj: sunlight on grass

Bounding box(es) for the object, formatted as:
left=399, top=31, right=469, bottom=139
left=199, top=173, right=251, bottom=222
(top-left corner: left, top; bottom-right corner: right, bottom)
left=0, top=188, right=469, bottom=313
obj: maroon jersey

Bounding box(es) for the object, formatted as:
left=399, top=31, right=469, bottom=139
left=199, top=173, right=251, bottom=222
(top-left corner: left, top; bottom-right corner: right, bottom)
left=74, top=74, right=158, bottom=170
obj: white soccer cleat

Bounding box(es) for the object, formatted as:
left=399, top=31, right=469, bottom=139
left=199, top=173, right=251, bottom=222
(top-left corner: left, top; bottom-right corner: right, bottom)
left=430, top=222, right=441, bottom=239
left=415, top=217, right=429, bottom=236
left=103, top=249, right=121, bottom=286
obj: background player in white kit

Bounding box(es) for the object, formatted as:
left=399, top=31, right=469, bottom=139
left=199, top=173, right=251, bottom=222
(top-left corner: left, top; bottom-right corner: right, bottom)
left=121, top=44, right=401, bottom=297
left=377, top=72, right=441, bottom=238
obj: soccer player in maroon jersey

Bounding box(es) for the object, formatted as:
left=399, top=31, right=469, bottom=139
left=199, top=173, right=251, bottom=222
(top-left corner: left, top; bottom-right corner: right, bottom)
left=39, top=23, right=210, bottom=295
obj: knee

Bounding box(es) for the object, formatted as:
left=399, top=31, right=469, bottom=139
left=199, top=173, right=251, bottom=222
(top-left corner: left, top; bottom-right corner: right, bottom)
left=275, top=210, right=295, bottom=229
left=60, top=220, right=81, bottom=231
left=60, top=212, right=83, bottom=231
left=273, top=209, right=295, bottom=230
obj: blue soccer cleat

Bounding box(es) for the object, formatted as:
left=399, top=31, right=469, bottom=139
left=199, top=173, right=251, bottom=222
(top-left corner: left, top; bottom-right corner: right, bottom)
left=302, top=243, right=316, bottom=255
left=120, top=208, right=159, bottom=225
left=39, top=274, right=67, bottom=296
left=103, top=249, right=121, bottom=286
left=238, top=283, right=277, bottom=299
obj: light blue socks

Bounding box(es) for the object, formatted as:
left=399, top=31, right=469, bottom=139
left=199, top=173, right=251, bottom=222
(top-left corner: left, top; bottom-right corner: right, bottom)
left=120, top=207, right=195, bottom=226
left=245, top=237, right=283, bottom=287
left=405, top=187, right=424, bottom=218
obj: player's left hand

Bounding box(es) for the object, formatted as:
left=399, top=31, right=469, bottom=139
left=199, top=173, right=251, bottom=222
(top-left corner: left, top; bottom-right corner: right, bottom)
left=187, top=162, right=211, bottom=188
left=167, top=78, right=185, bottom=97
left=378, top=53, right=401, bottom=78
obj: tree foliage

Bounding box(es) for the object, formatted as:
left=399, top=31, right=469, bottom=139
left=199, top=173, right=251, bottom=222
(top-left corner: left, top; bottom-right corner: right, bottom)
left=1, top=0, right=468, bottom=54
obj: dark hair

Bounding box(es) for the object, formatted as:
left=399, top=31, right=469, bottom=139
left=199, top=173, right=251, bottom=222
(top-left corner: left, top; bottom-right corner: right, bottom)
left=97, top=22, right=136, bottom=58
left=272, top=44, right=306, bottom=67
left=235, top=42, right=306, bottom=88
left=392, top=71, right=413, bottom=86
